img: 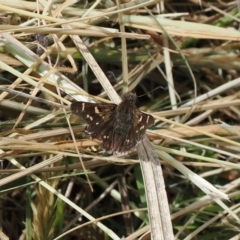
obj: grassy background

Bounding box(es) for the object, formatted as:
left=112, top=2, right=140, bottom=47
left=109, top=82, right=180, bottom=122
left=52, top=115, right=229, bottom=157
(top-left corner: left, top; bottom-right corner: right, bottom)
left=0, top=0, right=240, bottom=239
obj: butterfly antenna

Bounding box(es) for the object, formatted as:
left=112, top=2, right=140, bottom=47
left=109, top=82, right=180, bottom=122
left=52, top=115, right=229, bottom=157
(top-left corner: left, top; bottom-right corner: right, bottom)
left=107, top=71, right=119, bottom=83
left=138, top=86, right=166, bottom=98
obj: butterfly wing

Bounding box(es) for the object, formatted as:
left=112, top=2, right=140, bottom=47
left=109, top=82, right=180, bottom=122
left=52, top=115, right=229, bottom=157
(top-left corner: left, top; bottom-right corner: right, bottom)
left=71, top=101, right=117, bottom=139
left=110, top=110, right=154, bottom=154
left=133, top=109, right=155, bottom=141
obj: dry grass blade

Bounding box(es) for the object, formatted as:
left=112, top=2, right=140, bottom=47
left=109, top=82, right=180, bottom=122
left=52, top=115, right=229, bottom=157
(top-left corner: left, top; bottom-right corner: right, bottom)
left=1, top=0, right=240, bottom=239
left=0, top=154, right=64, bottom=187
left=137, top=137, right=174, bottom=240
left=122, top=15, right=240, bottom=40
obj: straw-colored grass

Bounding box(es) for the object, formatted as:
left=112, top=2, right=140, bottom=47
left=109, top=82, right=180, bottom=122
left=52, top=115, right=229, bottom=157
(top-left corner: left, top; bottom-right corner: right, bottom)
left=0, top=0, right=240, bottom=240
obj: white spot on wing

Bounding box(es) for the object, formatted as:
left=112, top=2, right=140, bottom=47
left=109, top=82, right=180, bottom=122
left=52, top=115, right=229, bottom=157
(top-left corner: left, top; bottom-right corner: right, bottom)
left=87, top=114, right=93, bottom=121
left=82, top=103, right=85, bottom=111
left=138, top=116, right=142, bottom=122
left=146, top=115, right=149, bottom=123
left=95, top=107, right=100, bottom=113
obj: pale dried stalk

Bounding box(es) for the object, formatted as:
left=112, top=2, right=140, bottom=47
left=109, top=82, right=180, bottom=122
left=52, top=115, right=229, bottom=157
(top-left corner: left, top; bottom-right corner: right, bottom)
left=137, top=136, right=174, bottom=240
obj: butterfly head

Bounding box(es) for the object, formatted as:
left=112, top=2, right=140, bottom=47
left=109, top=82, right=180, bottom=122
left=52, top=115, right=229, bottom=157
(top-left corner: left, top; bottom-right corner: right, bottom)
left=121, top=92, right=137, bottom=105
left=117, top=92, right=137, bottom=116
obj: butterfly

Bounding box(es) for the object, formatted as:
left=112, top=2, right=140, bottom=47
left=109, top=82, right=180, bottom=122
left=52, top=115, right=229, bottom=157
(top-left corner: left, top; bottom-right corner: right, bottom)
left=71, top=92, right=154, bottom=154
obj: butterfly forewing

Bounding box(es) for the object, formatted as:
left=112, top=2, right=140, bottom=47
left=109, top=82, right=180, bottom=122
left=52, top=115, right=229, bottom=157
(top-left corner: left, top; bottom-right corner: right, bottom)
left=71, top=102, right=116, bottom=128
left=111, top=110, right=155, bottom=154
left=133, top=110, right=155, bottom=141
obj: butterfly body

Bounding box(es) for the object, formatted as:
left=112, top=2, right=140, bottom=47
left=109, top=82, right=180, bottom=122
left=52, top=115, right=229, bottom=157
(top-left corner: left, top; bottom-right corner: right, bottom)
left=71, top=92, right=154, bottom=154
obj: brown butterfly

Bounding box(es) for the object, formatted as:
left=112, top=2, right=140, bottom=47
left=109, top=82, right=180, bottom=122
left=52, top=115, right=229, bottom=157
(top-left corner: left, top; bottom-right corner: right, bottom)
left=71, top=92, right=154, bottom=154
